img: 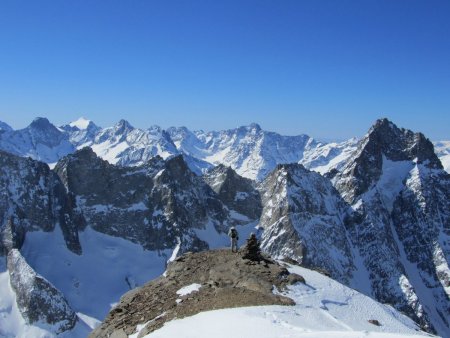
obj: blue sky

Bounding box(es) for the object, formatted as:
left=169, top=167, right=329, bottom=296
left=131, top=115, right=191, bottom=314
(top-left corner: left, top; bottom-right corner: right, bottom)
left=0, top=0, right=449, bottom=140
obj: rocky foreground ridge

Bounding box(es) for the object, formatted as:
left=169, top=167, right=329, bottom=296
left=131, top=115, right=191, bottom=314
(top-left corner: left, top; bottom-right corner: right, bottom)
left=90, top=249, right=304, bottom=338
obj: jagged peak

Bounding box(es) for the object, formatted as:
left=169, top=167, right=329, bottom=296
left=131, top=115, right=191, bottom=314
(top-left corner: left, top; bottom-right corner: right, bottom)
left=360, top=118, right=441, bottom=167
left=147, top=125, right=163, bottom=133
left=208, top=163, right=235, bottom=176
left=373, top=117, right=395, bottom=129
left=236, top=122, right=262, bottom=133
left=68, top=117, right=98, bottom=130
left=274, top=162, right=308, bottom=174
left=248, top=122, right=262, bottom=131
left=29, top=117, right=57, bottom=130
left=165, top=154, right=190, bottom=172
left=56, top=147, right=101, bottom=167
left=0, top=120, right=13, bottom=132
left=113, top=119, right=134, bottom=132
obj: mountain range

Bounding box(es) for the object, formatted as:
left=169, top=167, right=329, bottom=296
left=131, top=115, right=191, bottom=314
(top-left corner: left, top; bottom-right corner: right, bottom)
left=0, top=117, right=449, bottom=337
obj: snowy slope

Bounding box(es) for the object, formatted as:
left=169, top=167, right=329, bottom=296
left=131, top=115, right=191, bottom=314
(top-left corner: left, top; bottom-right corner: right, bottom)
left=0, top=258, right=91, bottom=338
left=141, top=265, right=430, bottom=338
left=434, top=140, right=450, bottom=173
left=88, top=121, right=179, bottom=166
left=0, top=225, right=172, bottom=338
left=300, top=137, right=359, bottom=174
left=170, top=124, right=321, bottom=180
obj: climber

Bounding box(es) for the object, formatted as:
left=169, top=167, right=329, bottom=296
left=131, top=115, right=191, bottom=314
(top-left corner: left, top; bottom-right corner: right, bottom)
left=228, top=226, right=239, bottom=252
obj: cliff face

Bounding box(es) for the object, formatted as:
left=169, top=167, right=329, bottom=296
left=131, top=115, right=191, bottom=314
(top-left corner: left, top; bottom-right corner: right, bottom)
left=257, top=163, right=354, bottom=284
left=7, top=249, right=77, bottom=333
left=0, top=150, right=81, bottom=255
left=53, top=149, right=232, bottom=253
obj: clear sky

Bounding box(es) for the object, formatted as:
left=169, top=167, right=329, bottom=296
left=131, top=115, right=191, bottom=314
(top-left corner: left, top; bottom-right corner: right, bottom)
left=0, top=0, right=449, bottom=140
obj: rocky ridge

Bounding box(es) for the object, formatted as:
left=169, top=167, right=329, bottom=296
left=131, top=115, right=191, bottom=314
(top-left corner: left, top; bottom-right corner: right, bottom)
left=90, top=249, right=303, bottom=338
left=7, top=249, right=78, bottom=333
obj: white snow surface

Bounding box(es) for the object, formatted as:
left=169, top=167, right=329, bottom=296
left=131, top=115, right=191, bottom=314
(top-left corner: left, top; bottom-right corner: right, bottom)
left=0, top=225, right=171, bottom=338
left=176, top=283, right=202, bottom=297
left=143, top=265, right=430, bottom=338
left=434, top=140, right=450, bottom=173
left=19, top=226, right=169, bottom=320
left=69, top=117, right=92, bottom=130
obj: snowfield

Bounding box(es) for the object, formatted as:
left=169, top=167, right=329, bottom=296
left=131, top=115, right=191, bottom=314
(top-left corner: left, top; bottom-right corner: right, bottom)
left=0, top=226, right=171, bottom=338
left=142, top=265, right=434, bottom=338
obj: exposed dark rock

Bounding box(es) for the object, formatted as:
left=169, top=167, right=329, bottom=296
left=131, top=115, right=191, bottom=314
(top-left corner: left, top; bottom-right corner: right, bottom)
left=203, top=164, right=262, bottom=220
left=7, top=249, right=77, bottom=333
left=0, top=150, right=81, bottom=255
left=368, top=319, right=382, bottom=326
left=1, top=217, right=25, bottom=254
left=334, top=118, right=442, bottom=204
left=53, top=149, right=231, bottom=253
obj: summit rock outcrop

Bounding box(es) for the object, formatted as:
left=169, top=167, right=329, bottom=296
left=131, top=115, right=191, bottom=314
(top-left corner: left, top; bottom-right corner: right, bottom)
left=90, top=249, right=303, bottom=338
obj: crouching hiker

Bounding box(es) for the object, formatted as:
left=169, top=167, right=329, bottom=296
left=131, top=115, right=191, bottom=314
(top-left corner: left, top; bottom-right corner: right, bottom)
left=228, top=226, right=239, bottom=252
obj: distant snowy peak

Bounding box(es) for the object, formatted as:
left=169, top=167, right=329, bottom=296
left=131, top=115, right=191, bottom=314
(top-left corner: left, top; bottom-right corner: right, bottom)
left=333, top=118, right=442, bottom=203
left=28, top=117, right=64, bottom=140
left=90, top=120, right=178, bottom=165
left=0, top=121, right=13, bottom=132
left=0, top=117, right=74, bottom=163
left=300, top=137, right=359, bottom=174
left=68, top=117, right=96, bottom=130
left=0, top=117, right=365, bottom=181
left=170, top=123, right=315, bottom=180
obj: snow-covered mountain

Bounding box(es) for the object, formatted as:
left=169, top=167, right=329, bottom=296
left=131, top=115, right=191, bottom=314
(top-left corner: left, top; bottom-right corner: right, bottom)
left=330, top=119, right=450, bottom=334
left=0, top=117, right=74, bottom=164
left=0, top=151, right=252, bottom=337
left=1, top=117, right=448, bottom=179
left=0, top=121, right=13, bottom=132
left=0, top=118, right=360, bottom=180
left=0, top=117, right=448, bottom=337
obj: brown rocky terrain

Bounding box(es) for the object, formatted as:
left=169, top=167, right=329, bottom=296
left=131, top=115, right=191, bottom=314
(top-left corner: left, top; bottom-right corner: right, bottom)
left=90, top=249, right=305, bottom=338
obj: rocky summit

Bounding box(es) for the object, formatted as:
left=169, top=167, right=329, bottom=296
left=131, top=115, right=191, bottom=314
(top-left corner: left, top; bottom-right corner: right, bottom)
left=90, top=249, right=304, bottom=338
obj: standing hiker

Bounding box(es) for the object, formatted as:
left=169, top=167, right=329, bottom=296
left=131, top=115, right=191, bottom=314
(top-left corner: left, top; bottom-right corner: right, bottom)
left=228, top=226, right=239, bottom=252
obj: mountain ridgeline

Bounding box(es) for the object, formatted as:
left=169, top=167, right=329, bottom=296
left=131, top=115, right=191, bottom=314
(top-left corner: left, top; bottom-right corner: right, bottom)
left=0, top=118, right=449, bottom=337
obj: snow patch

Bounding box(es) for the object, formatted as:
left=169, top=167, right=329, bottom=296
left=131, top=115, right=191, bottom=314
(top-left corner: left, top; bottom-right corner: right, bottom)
left=69, top=117, right=92, bottom=130
left=176, top=283, right=202, bottom=297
